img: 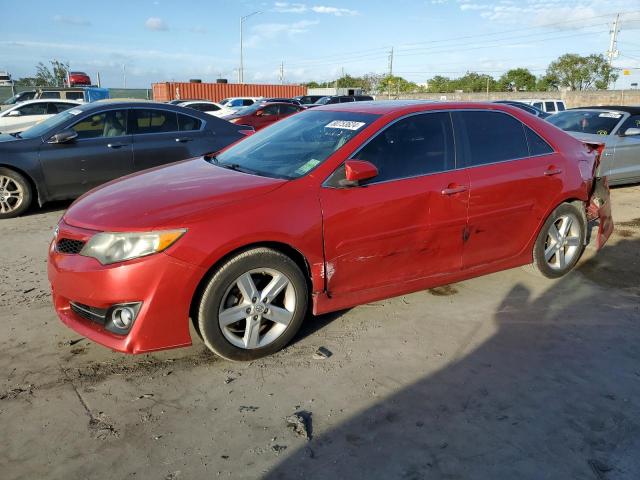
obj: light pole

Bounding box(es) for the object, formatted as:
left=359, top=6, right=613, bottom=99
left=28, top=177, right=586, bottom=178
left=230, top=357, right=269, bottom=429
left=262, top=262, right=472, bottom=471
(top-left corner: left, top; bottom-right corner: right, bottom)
left=240, top=11, right=262, bottom=84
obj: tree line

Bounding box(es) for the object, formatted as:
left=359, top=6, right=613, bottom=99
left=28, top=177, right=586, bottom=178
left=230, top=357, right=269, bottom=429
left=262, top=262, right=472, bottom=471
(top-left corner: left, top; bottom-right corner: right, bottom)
left=303, top=53, right=619, bottom=94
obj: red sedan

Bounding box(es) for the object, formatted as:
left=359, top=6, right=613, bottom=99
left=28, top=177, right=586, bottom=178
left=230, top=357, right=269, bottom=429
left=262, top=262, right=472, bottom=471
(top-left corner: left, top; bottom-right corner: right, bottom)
left=48, top=101, right=613, bottom=360
left=222, top=101, right=304, bottom=130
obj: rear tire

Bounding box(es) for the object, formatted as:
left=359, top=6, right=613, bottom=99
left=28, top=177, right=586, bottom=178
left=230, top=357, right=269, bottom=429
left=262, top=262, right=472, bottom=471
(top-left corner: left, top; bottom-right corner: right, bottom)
left=0, top=167, right=32, bottom=219
left=530, top=203, right=586, bottom=279
left=197, top=248, right=308, bottom=361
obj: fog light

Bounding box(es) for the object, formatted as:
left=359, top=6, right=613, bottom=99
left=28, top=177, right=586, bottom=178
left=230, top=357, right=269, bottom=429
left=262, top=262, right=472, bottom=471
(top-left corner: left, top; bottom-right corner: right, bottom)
left=105, top=302, right=142, bottom=334
left=112, top=307, right=134, bottom=329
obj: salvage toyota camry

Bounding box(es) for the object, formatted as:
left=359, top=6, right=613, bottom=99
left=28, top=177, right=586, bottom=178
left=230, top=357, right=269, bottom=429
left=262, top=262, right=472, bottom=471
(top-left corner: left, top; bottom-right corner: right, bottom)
left=48, top=101, right=613, bottom=361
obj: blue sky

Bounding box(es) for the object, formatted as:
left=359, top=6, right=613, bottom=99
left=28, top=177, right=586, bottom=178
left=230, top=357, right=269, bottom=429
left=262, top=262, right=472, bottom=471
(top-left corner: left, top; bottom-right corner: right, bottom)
left=2, top=0, right=639, bottom=88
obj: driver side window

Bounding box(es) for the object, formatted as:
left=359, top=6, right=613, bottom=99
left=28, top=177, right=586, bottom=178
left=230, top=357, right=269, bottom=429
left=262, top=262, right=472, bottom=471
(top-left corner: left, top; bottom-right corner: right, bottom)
left=17, top=103, right=49, bottom=116
left=262, top=105, right=279, bottom=116
left=619, top=115, right=640, bottom=134
left=71, top=110, right=128, bottom=139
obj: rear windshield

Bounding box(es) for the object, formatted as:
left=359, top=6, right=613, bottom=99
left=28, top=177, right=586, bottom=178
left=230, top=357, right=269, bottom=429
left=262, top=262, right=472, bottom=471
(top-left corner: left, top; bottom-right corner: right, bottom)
left=547, top=110, right=623, bottom=136
left=213, top=110, right=380, bottom=179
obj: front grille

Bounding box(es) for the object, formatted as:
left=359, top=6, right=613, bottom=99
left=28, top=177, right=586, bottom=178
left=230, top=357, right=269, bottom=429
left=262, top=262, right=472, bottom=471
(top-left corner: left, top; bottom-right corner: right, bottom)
left=70, top=302, right=107, bottom=325
left=56, top=238, right=85, bottom=254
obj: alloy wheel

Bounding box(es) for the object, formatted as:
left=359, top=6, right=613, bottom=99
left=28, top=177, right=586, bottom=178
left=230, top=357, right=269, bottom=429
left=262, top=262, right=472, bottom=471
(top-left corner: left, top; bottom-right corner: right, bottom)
left=0, top=175, right=24, bottom=215
left=543, top=213, right=581, bottom=271
left=218, top=268, right=296, bottom=349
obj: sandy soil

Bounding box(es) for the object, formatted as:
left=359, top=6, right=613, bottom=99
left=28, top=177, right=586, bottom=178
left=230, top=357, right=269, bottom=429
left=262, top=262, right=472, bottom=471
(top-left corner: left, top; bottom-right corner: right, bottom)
left=1, top=187, right=639, bottom=480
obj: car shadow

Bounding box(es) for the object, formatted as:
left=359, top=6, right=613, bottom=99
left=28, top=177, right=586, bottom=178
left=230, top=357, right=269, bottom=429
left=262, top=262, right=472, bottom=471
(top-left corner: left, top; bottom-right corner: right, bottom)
left=292, top=308, right=353, bottom=344
left=23, top=200, right=73, bottom=218
left=264, top=237, right=640, bottom=480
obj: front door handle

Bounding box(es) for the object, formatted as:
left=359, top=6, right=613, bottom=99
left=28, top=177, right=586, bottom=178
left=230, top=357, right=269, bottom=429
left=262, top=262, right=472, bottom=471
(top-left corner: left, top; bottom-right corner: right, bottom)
left=544, top=167, right=563, bottom=176
left=441, top=184, right=469, bottom=195
left=175, top=137, right=193, bottom=143
left=107, top=143, right=127, bottom=149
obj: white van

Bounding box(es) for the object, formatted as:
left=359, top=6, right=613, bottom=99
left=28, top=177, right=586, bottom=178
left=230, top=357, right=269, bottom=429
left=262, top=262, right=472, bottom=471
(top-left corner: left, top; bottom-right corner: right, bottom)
left=520, top=99, right=567, bottom=114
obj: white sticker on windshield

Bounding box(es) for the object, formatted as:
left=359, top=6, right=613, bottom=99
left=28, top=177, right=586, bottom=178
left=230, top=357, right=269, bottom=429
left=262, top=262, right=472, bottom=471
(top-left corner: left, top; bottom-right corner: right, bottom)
left=599, top=112, right=622, bottom=119
left=325, top=120, right=366, bottom=131
left=67, top=109, right=82, bottom=115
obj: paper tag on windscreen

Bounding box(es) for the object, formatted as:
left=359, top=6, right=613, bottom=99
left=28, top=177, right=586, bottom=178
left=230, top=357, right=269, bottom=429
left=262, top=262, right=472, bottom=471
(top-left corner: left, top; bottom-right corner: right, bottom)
left=325, top=120, right=366, bottom=130
left=295, top=159, right=321, bottom=175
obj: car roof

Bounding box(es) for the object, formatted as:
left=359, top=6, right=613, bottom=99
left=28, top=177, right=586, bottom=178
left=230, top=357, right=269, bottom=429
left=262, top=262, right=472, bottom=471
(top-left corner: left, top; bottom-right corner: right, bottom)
left=14, top=99, right=81, bottom=105
left=570, top=105, right=640, bottom=115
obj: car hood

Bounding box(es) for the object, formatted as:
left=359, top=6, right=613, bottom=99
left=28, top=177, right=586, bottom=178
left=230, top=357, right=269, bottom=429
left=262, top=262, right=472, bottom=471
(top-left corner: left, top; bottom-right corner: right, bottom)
left=64, top=158, right=286, bottom=231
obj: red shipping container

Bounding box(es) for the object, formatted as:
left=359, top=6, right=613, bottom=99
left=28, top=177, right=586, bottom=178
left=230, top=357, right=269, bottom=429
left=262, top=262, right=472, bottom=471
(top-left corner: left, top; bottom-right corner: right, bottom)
left=152, top=82, right=306, bottom=102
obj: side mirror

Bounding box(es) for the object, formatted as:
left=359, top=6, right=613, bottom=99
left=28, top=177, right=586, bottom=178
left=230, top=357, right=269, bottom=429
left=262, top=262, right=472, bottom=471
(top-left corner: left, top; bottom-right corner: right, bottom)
left=7, top=110, right=21, bottom=117
left=48, top=129, right=78, bottom=144
left=622, top=127, right=640, bottom=137
left=341, top=160, right=378, bottom=186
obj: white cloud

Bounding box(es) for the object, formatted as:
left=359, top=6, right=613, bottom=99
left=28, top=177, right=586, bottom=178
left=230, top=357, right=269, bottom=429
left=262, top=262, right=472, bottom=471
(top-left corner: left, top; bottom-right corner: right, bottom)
left=145, top=17, right=169, bottom=31
left=53, top=15, right=91, bottom=26
left=272, top=2, right=358, bottom=16
left=244, top=19, right=319, bottom=48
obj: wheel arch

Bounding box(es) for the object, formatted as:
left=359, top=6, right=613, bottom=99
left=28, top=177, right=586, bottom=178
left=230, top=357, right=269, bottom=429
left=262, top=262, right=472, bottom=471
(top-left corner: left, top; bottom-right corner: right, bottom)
left=188, top=241, right=313, bottom=331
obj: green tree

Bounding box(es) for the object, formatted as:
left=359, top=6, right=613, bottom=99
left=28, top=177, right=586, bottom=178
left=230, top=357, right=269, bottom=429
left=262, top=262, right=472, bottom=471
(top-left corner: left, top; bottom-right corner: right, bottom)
left=379, top=75, right=419, bottom=95
left=546, top=53, right=617, bottom=90
left=498, top=68, right=536, bottom=91
left=34, top=60, right=70, bottom=86
left=427, top=75, right=453, bottom=93
left=536, top=73, right=560, bottom=91
left=452, top=72, right=498, bottom=92
left=15, top=77, right=39, bottom=87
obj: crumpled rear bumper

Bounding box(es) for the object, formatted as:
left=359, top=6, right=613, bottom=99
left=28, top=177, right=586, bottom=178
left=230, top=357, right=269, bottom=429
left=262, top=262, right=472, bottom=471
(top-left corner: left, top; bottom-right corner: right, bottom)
left=586, top=176, right=613, bottom=250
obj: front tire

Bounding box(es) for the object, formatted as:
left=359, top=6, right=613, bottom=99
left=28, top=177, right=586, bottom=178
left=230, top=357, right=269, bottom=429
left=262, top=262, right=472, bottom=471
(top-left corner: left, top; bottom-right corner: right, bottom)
left=530, top=203, right=586, bottom=278
left=0, top=167, right=32, bottom=219
left=197, top=248, right=308, bottom=361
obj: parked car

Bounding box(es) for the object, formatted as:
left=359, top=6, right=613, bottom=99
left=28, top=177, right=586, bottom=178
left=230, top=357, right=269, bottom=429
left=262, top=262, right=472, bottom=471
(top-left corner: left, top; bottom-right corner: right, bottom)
left=177, top=100, right=235, bottom=118
left=547, top=106, right=640, bottom=185
left=293, top=95, right=325, bottom=105
left=167, top=99, right=207, bottom=105
left=67, top=72, right=92, bottom=86
left=48, top=101, right=612, bottom=360
left=36, top=87, right=110, bottom=103
left=0, top=99, right=81, bottom=134
left=520, top=99, right=566, bottom=114
left=0, top=71, right=13, bottom=87
left=222, top=102, right=304, bottom=130
left=219, top=97, right=261, bottom=111
left=1, top=91, right=38, bottom=110
left=308, top=95, right=374, bottom=108
left=0, top=101, right=248, bottom=218
left=494, top=100, right=550, bottom=118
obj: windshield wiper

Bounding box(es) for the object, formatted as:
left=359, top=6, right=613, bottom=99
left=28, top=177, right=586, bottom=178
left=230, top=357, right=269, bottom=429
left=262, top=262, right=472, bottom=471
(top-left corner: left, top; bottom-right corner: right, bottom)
left=218, top=162, right=244, bottom=172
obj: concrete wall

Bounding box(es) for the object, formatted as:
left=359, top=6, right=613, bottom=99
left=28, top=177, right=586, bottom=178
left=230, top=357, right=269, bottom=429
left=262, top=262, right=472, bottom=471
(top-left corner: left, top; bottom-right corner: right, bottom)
left=393, top=90, right=640, bottom=108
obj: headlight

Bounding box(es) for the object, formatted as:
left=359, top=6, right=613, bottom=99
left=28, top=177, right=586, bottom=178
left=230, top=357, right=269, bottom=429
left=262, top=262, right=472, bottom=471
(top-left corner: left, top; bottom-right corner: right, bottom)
left=79, top=229, right=186, bottom=265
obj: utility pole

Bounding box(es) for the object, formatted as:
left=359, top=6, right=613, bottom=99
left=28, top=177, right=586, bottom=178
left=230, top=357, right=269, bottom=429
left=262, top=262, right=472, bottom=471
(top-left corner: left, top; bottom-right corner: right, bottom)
left=122, top=64, right=126, bottom=89
left=240, top=11, right=262, bottom=84
left=607, top=13, right=620, bottom=67
left=388, top=47, right=394, bottom=99
left=279, top=61, right=284, bottom=85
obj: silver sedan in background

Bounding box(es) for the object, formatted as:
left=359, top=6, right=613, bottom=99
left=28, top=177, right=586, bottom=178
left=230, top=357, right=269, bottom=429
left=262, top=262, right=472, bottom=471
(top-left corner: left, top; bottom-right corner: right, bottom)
left=548, top=106, right=640, bottom=185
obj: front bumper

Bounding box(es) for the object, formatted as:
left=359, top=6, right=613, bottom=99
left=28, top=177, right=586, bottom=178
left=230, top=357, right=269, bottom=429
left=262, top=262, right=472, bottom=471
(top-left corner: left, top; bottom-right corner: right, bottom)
left=48, top=221, right=206, bottom=354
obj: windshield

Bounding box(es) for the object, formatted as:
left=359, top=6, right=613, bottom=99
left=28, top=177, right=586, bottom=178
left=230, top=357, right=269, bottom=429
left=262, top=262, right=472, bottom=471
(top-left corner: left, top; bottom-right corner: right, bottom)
left=2, top=93, right=22, bottom=105
left=19, top=108, right=83, bottom=139
left=315, top=97, right=331, bottom=105
left=548, top=110, right=623, bottom=136
left=219, top=98, right=230, bottom=105
left=214, top=110, right=380, bottom=179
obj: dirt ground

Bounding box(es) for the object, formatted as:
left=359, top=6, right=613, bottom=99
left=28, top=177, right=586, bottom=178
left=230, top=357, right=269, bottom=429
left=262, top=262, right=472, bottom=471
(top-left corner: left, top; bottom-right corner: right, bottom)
left=1, top=186, right=640, bottom=480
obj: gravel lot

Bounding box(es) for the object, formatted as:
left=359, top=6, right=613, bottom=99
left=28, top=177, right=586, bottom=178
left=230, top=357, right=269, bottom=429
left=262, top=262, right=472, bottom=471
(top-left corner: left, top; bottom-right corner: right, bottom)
left=2, top=186, right=640, bottom=480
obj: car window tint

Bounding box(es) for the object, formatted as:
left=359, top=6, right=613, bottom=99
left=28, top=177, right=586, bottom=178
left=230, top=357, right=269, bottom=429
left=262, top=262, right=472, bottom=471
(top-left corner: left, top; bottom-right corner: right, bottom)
left=547, top=111, right=622, bottom=136
left=204, top=104, right=219, bottom=111
left=51, top=102, right=76, bottom=114
left=262, top=105, right=279, bottom=116
left=72, top=110, right=128, bottom=139
left=40, top=91, right=61, bottom=99
left=618, top=115, right=640, bottom=133
left=556, top=102, right=566, bottom=111
left=17, top=103, right=48, bottom=115
left=177, top=113, right=202, bottom=131
left=544, top=101, right=556, bottom=112
left=65, top=92, right=84, bottom=101
left=280, top=104, right=299, bottom=115
left=456, top=111, right=529, bottom=166
left=132, top=109, right=178, bottom=134
left=525, top=127, right=554, bottom=156
left=533, top=102, right=542, bottom=109
left=242, top=99, right=254, bottom=106
left=353, top=112, right=455, bottom=183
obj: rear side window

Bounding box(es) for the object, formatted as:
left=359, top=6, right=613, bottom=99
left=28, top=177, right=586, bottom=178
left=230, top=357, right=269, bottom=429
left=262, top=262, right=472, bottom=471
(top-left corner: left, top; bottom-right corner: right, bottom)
left=545, top=101, right=556, bottom=112
left=353, top=112, right=455, bottom=183
left=279, top=104, right=300, bottom=115
left=455, top=111, right=529, bottom=166
left=131, top=109, right=178, bottom=133
left=556, top=102, right=566, bottom=111
left=40, top=91, right=61, bottom=99
left=65, top=92, right=84, bottom=101
left=533, top=102, right=542, bottom=109
left=262, top=104, right=279, bottom=116
left=525, top=127, right=554, bottom=156
left=17, top=103, right=48, bottom=115
left=177, top=113, right=202, bottom=131
left=242, top=99, right=254, bottom=106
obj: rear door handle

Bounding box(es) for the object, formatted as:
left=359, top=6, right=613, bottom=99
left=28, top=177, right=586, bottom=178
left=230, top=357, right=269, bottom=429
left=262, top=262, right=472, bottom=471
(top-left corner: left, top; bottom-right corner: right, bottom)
left=107, top=143, right=127, bottom=149
left=175, top=137, right=193, bottom=143
left=544, top=168, right=563, bottom=176
left=441, top=185, right=469, bottom=195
